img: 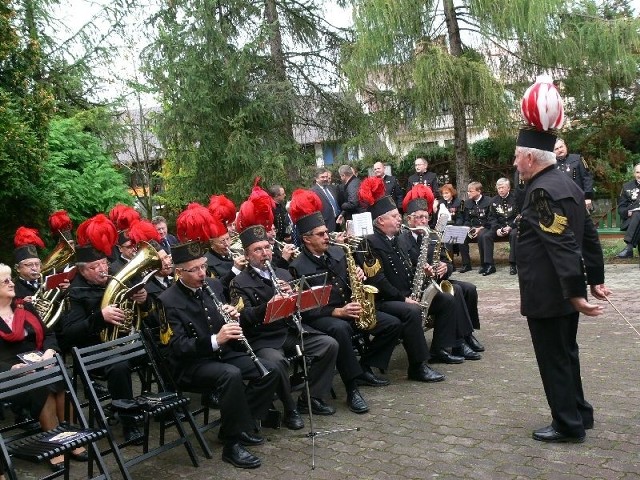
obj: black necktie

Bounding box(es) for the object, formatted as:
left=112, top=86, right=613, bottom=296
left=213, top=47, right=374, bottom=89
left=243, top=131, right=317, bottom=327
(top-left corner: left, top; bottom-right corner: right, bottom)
left=194, top=288, right=203, bottom=300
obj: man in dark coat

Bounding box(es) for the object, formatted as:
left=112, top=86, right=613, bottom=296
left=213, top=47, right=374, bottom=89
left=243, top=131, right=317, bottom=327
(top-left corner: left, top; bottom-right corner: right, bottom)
left=407, top=157, right=440, bottom=202
left=457, top=182, right=493, bottom=274
left=373, top=161, right=404, bottom=210
left=336, top=164, right=364, bottom=224
left=159, top=241, right=279, bottom=469
left=152, top=216, right=178, bottom=254
left=513, top=109, right=610, bottom=443
left=554, top=138, right=594, bottom=211
left=615, top=163, right=640, bottom=258
left=311, top=168, right=339, bottom=232
left=229, top=224, right=338, bottom=425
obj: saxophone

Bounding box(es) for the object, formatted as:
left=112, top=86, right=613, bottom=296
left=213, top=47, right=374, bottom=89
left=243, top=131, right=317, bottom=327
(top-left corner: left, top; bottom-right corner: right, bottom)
left=334, top=242, right=379, bottom=330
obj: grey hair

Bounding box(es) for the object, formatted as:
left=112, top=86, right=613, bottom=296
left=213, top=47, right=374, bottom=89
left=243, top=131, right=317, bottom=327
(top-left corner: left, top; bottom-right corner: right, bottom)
left=0, top=263, right=11, bottom=276
left=516, top=146, right=556, bottom=166
left=338, top=165, right=352, bottom=176
left=496, top=177, right=510, bottom=187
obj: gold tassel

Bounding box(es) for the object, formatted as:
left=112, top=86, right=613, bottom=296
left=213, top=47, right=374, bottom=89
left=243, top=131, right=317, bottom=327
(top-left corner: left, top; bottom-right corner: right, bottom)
left=540, top=213, right=568, bottom=234
left=160, top=325, right=173, bottom=345
left=362, top=258, right=381, bottom=278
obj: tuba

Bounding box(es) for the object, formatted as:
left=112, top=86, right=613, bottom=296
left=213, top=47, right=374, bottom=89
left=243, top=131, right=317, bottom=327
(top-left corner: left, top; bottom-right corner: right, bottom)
left=32, top=236, right=75, bottom=329
left=99, top=241, right=162, bottom=342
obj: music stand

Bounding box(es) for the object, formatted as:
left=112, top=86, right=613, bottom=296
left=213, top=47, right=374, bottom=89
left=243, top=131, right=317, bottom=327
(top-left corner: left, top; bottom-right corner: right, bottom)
left=290, top=274, right=359, bottom=469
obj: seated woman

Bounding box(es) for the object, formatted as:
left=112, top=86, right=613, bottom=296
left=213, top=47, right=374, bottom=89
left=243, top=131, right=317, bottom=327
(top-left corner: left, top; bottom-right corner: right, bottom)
left=0, top=263, right=87, bottom=472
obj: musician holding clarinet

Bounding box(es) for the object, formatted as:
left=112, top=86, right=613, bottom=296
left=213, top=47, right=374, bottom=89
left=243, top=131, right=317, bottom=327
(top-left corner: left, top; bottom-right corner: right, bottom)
left=158, top=206, right=279, bottom=469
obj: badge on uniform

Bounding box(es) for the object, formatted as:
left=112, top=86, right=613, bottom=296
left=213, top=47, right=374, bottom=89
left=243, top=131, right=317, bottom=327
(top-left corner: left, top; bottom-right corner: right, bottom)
left=532, top=189, right=568, bottom=234
left=158, top=305, right=174, bottom=345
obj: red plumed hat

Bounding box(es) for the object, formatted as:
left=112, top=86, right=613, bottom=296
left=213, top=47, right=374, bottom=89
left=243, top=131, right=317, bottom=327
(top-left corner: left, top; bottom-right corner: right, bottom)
left=289, top=189, right=325, bottom=235
left=208, top=195, right=237, bottom=228
left=235, top=177, right=275, bottom=233
left=108, top=204, right=130, bottom=225
left=402, top=184, right=435, bottom=215
left=127, top=219, right=161, bottom=244
left=115, top=208, right=141, bottom=232
left=75, top=214, right=117, bottom=262
left=48, top=210, right=73, bottom=238
left=14, top=227, right=45, bottom=263
left=359, top=176, right=396, bottom=219
left=175, top=203, right=215, bottom=243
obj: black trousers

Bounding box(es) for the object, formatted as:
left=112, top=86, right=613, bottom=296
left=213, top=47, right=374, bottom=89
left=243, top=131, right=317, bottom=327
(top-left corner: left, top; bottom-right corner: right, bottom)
left=623, top=211, right=640, bottom=246
left=527, top=312, right=592, bottom=437
left=377, top=301, right=429, bottom=365
left=450, top=280, right=481, bottom=330
left=478, top=228, right=517, bottom=265
left=427, top=284, right=473, bottom=351
left=305, top=311, right=401, bottom=388
left=184, top=354, right=279, bottom=441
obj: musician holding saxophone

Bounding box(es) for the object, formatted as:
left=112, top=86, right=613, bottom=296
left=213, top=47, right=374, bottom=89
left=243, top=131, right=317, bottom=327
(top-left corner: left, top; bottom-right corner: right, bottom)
left=288, top=189, right=402, bottom=414
left=158, top=206, right=279, bottom=470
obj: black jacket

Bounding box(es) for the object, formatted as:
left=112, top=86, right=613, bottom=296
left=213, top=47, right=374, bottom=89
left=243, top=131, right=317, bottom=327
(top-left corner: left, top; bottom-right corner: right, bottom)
left=338, top=176, right=364, bottom=221
left=407, top=172, right=439, bottom=199
left=459, top=195, right=492, bottom=228
left=488, top=191, right=519, bottom=231
left=556, top=153, right=594, bottom=199
left=617, top=179, right=640, bottom=230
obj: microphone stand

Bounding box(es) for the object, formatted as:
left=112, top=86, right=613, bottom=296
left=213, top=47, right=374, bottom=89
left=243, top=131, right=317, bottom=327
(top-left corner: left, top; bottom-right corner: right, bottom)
left=292, top=274, right=360, bottom=470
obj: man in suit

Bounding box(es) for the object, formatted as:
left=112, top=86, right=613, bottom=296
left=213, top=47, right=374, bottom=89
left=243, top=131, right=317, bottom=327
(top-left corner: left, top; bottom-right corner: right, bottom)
left=152, top=216, right=178, bottom=254
left=311, top=168, right=339, bottom=232
left=336, top=164, right=364, bottom=225
left=159, top=241, right=279, bottom=468
left=230, top=224, right=338, bottom=425
left=373, top=161, right=404, bottom=211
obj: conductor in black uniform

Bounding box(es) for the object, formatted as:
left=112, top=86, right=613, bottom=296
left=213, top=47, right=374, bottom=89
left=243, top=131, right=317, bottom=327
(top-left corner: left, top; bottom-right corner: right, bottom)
left=513, top=107, right=610, bottom=443
left=230, top=223, right=338, bottom=426
left=288, top=189, right=402, bottom=414
left=159, top=241, right=279, bottom=469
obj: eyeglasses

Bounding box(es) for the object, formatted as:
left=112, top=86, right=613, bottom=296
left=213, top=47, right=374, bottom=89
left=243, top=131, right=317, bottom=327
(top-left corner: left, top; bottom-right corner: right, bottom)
left=178, top=263, right=208, bottom=273
left=250, top=245, right=273, bottom=254
left=411, top=214, right=429, bottom=220
left=1, top=278, right=13, bottom=285
left=305, top=231, right=329, bottom=238
left=20, top=262, right=41, bottom=269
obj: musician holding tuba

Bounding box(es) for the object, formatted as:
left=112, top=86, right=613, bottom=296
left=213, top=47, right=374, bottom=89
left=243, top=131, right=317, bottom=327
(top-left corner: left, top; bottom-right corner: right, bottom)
left=158, top=204, right=279, bottom=470
left=57, top=214, right=145, bottom=445
left=400, top=186, right=485, bottom=359
left=288, top=189, right=402, bottom=414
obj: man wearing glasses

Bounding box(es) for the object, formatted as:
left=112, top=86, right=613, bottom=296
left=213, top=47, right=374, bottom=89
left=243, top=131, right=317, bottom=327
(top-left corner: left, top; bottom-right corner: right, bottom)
left=407, top=157, right=440, bottom=206
left=159, top=240, right=279, bottom=469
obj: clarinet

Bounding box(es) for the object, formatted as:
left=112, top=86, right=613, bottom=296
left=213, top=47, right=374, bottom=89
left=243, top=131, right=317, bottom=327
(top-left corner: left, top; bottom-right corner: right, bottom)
left=264, top=260, right=287, bottom=297
left=200, top=281, right=271, bottom=379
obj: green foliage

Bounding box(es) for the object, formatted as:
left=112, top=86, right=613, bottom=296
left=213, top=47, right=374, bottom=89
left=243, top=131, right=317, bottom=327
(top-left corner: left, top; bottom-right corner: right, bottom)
left=44, top=116, right=133, bottom=222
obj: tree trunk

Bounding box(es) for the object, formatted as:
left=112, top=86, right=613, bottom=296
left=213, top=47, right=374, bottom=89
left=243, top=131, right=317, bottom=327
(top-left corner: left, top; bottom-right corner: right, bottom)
left=443, top=0, right=470, bottom=198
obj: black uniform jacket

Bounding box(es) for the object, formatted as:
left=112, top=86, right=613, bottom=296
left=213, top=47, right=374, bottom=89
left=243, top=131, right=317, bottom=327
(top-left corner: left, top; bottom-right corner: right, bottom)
left=442, top=197, right=462, bottom=225
left=229, top=266, right=306, bottom=351
left=556, top=153, right=594, bottom=199
left=407, top=171, right=439, bottom=199
left=488, top=191, right=519, bottom=231
left=617, top=179, right=640, bottom=230
left=517, top=166, right=604, bottom=319
left=289, top=246, right=353, bottom=321
left=58, top=274, right=108, bottom=351
left=459, top=195, right=492, bottom=228
left=362, top=228, right=414, bottom=302
left=382, top=175, right=404, bottom=209
left=158, top=278, right=244, bottom=384
left=13, top=278, right=38, bottom=300
left=398, top=231, right=454, bottom=280
left=338, top=176, right=364, bottom=221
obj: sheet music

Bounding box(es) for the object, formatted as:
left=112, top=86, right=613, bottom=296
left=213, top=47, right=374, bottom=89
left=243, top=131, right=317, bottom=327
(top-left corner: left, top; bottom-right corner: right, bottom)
left=442, top=225, right=470, bottom=245
left=351, top=212, right=374, bottom=237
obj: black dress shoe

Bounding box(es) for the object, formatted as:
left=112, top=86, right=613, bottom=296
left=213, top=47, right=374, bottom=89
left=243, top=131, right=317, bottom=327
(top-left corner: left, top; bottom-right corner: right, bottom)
left=429, top=348, right=465, bottom=364
left=297, top=396, right=336, bottom=416
left=407, top=362, right=445, bottom=382
left=238, top=431, right=264, bottom=446
left=346, top=387, right=369, bottom=414
left=616, top=245, right=633, bottom=258
left=356, top=367, right=390, bottom=387
left=509, top=264, right=518, bottom=275
left=222, top=443, right=261, bottom=469
left=458, top=265, right=472, bottom=273
left=123, top=425, right=144, bottom=445
left=465, top=334, right=485, bottom=352
left=283, top=410, right=304, bottom=430
left=70, top=449, right=89, bottom=462
left=452, top=343, right=482, bottom=360
left=532, top=426, right=585, bottom=443
left=477, top=265, right=488, bottom=274
left=48, top=459, right=65, bottom=472
left=482, top=265, right=497, bottom=276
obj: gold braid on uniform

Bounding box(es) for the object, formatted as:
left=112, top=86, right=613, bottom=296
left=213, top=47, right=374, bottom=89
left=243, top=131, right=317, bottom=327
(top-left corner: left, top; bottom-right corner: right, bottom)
left=533, top=189, right=568, bottom=235
left=361, top=241, right=381, bottom=277
left=158, top=304, right=173, bottom=345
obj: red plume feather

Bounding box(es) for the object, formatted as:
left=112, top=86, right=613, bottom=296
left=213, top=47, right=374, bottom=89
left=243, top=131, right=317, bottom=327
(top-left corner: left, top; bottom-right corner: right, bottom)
left=208, top=195, right=236, bottom=227
left=236, top=180, right=275, bottom=232
left=402, top=184, right=435, bottom=213
left=176, top=203, right=215, bottom=243
left=115, top=208, right=140, bottom=231
left=358, top=176, right=386, bottom=207
left=289, top=189, right=323, bottom=224
left=14, top=227, right=45, bottom=249
left=127, top=219, right=161, bottom=244
left=48, top=210, right=73, bottom=235
left=76, top=214, right=117, bottom=256
left=108, top=204, right=131, bottom=224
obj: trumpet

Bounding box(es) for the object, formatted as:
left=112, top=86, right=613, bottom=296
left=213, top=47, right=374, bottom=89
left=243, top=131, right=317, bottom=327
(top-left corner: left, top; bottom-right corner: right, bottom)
left=328, top=232, right=364, bottom=250
left=401, top=225, right=431, bottom=235
left=273, top=239, right=300, bottom=259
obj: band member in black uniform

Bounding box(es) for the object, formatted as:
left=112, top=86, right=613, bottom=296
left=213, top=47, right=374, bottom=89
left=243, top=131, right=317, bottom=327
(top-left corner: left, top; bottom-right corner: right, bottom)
left=109, top=229, right=139, bottom=275
left=357, top=178, right=445, bottom=381
left=159, top=205, right=279, bottom=469
left=12, top=227, right=44, bottom=302
left=288, top=189, right=402, bottom=413
left=615, top=163, right=640, bottom=259
left=480, top=178, right=520, bottom=275
left=439, top=184, right=463, bottom=270
left=407, top=157, right=440, bottom=204
left=399, top=186, right=482, bottom=360
left=58, top=214, right=146, bottom=445
left=107, top=204, right=140, bottom=262
left=554, top=138, right=594, bottom=211
left=230, top=221, right=338, bottom=425
left=373, top=162, right=404, bottom=211
left=514, top=79, right=610, bottom=443
left=457, top=182, right=493, bottom=275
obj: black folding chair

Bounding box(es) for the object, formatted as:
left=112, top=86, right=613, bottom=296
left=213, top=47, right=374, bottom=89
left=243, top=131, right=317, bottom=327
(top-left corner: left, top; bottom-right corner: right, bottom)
left=71, top=333, right=201, bottom=480
left=0, top=353, right=110, bottom=480
left=140, top=327, right=217, bottom=456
